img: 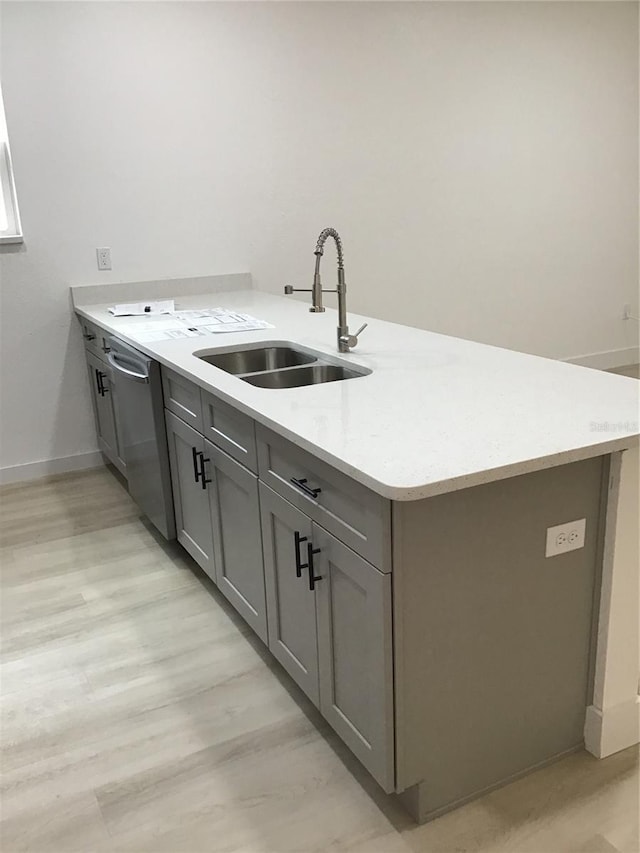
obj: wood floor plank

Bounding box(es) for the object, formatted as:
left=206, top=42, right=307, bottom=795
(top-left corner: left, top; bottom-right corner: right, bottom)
left=0, top=468, right=139, bottom=550
left=0, top=466, right=637, bottom=853
left=0, top=791, right=110, bottom=852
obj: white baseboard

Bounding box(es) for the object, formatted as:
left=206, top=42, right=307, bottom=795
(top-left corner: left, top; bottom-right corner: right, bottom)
left=0, top=450, right=105, bottom=485
left=565, top=346, right=640, bottom=371
left=584, top=697, right=640, bottom=758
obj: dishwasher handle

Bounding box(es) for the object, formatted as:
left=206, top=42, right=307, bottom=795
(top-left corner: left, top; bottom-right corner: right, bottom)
left=107, top=352, right=149, bottom=383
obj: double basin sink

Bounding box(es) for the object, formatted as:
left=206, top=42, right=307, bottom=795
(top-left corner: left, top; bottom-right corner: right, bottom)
left=195, top=343, right=371, bottom=388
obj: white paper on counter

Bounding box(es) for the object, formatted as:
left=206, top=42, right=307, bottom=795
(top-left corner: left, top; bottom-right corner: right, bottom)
left=130, top=327, right=205, bottom=343
left=198, top=321, right=273, bottom=334
left=127, top=320, right=204, bottom=343
left=115, top=307, right=273, bottom=343
left=173, top=308, right=274, bottom=332
left=109, top=300, right=175, bottom=316
left=135, top=319, right=186, bottom=331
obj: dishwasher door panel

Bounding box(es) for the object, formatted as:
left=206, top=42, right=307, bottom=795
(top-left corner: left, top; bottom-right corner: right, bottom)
left=108, top=339, right=176, bottom=540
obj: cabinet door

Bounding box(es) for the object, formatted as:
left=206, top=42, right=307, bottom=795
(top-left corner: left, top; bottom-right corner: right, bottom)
left=165, top=411, right=215, bottom=579
left=259, top=484, right=319, bottom=705
left=205, top=440, right=267, bottom=642
left=314, top=525, right=395, bottom=793
left=104, top=366, right=127, bottom=476
left=86, top=351, right=118, bottom=466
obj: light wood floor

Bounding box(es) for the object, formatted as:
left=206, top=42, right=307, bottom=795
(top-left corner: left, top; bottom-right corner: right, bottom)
left=1, top=468, right=637, bottom=853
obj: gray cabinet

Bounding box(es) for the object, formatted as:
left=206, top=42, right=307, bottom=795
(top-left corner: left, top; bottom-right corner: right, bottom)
left=256, top=425, right=391, bottom=571
left=260, top=484, right=319, bottom=705
left=205, top=440, right=267, bottom=642
left=157, top=368, right=394, bottom=795
left=80, top=318, right=104, bottom=358
left=165, top=411, right=215, bottom=579
left=259, top=485, right=394, bottom=789
left=314, top=525, right=394, bottom=793
left=202, top=391, right=257, bottom=472
left=86, top=350, right=125, bottom=475
left=162, top=367, right=204, bottom=432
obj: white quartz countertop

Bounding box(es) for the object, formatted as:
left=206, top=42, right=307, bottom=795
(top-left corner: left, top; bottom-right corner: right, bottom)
left=74, top=288, right=639, bottom=501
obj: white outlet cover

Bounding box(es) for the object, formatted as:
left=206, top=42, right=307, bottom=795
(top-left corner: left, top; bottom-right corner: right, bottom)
left=96, top=247, right=112, bottom=270
left=545, top=518, right=586, bottom=558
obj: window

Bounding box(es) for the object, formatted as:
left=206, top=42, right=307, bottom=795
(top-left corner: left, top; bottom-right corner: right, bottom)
left=0, top=88, right=22, bottom=244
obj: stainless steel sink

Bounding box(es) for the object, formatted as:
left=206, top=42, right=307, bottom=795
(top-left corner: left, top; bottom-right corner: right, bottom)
left=194, top=342, right=370, bottom=388
left=243, top=363, right=364, bottom=389
left=197, top=345, right=316, bottom=375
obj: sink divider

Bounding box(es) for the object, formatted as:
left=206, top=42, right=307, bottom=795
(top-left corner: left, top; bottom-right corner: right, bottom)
left=235, top=358, right=320, bottom=380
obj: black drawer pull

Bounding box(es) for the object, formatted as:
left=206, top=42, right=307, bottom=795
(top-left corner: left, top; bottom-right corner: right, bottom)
left=290, top=477, right=321, bottom=500
left=307, top=543, right=322, bottom=591
left=83, top=332, right=96, bottom=341
left=294, top=531, right=308, bottom=577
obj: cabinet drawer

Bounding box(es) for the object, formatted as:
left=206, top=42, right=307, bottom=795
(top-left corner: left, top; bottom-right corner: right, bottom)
left=201, top=390, right=257, bottom=472
left=162, top=367, right=203, bottom=432
left=79, top=318, right=110, bottom=358
left=256, top=426, right=391, bottom=572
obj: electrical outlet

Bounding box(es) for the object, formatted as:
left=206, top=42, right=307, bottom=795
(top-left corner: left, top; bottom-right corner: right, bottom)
left=96, top=247, right=112, bottom=271
left=545, top=518, right=586, bottom=558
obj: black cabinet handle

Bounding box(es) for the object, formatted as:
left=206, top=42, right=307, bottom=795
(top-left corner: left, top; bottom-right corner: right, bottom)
left=198, top=453, right=211, bottom=490
left=101, top=339, right=111, bottom=354
left=192, top=448, right=211, bottom=489
left=294, top=531, right=308, bottom=578
left=83, top=332, right=96, bottom=341
left=95, top=369, right=107, bottom=397
left=307, top=542, right=322, bottom=591
left=191, top=447, right=211, bottom=489
left=290, top=477, right=322, bottom=500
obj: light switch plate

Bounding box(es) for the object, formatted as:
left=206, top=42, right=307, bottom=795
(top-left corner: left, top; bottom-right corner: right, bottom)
left=545, top=518, right=586, bottom=557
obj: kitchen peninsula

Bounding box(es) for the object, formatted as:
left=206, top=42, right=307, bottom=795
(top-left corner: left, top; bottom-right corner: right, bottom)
left=72, top=273, right=639, bottom=823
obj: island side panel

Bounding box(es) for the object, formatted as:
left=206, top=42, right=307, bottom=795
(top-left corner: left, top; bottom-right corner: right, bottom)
left=392, top=456, right=607, bottom=821
left=585, top=446, right=640, bottom=757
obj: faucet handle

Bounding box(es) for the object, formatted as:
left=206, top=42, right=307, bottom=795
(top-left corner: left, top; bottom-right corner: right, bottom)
left=284, top=285, right=312, bottom=295
left=341, top=323, right=368, bottom=350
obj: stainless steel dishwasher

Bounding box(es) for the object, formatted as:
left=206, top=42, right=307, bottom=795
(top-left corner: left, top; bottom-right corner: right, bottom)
left=108, top=337, right=176, bottom=540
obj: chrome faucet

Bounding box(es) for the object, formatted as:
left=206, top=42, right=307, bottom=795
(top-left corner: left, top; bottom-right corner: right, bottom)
left=285, top=227, right=367, bottom=353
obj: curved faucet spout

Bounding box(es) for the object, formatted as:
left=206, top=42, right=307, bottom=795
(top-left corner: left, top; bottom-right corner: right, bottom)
left=311, top=227, right=345, bottom=316
left=283, top=227, right=367, bottom=353
left=314, top=227, right=344, bottom=270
